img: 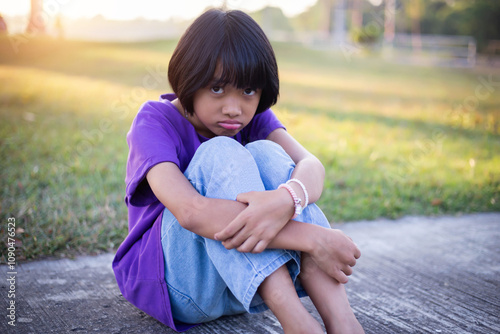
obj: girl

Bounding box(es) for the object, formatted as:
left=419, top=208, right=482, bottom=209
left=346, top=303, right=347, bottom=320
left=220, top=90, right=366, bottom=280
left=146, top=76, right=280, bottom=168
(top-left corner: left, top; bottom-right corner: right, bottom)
left=113, top=9, right=364, bottom=334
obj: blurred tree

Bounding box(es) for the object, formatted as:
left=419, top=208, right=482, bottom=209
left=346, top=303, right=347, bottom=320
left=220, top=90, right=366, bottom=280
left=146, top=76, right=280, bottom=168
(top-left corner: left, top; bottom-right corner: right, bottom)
left=398, top=0, right=500, bottom=52
left=0, top=13, right=8, bottom=34
left=351, top=0, right=363, bottom=31
left=26, top=0, right=46, bottom=34
left=332, top=0, right=348, bottom=45
left=291, top=0, right=334, bottom=36
left=448, top=0, right=500, bottom=52
left=250, top=6, right=294, bottom=34
left=288, top=0, right=499, bottom=53
left=384, top=0, right=396, bottom=44
left=322, top=0, right=334, bottom=37
left=402, top=0, right=423, bottom=52
left=55, top=14, right=64, bottom=40
left=349, top=0, right=387, bottom=45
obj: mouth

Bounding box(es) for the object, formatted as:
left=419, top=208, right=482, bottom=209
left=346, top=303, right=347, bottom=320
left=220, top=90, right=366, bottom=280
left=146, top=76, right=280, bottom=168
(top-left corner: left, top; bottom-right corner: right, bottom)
left=218, top=121, right=242, bottom=130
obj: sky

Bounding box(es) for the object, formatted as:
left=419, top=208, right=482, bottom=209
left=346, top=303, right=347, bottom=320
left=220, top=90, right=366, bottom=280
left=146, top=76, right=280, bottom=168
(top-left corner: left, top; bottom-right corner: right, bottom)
left=0, top=0, right=320, bottom=21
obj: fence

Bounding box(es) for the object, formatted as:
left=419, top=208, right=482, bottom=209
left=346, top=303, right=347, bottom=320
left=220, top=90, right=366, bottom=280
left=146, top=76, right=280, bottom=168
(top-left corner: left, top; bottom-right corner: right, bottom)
left=384, top=33, right=477, bottom=68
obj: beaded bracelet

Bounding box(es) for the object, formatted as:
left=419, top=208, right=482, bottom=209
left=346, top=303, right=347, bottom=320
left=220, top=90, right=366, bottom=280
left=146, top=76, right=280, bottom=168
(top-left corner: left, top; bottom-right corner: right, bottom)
left=286, top=178, right=309, bottom=209
left=278, top=183, right=302, bottom=219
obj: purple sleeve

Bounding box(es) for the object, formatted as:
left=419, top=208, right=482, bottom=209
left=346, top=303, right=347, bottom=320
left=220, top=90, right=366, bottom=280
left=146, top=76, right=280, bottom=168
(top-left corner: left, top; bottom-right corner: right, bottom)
left=125, top=102, right=181, bottom=206
left=244, top=109, right=285, bottom=142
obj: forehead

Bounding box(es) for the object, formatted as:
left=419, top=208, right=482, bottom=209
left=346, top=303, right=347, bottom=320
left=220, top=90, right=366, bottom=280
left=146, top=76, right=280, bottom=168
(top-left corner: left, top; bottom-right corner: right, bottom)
left=211, top=62, right=224, bottom=81
left=208, top=60, right=263, bottom=89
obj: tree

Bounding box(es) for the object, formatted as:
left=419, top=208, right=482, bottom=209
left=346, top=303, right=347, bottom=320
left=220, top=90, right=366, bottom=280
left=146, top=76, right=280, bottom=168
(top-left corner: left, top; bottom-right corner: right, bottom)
left=384, top=0, right=396, bottom=44
left=415, top=0, right=500, bottom=52
left=0, top=14, right=8, bottom=34
left=317, top=0, right=347, bottom=44
left=26, top=0, right=46, bottom=35
left=351, top=0, right=363, bottom=31
left=250, top=6, right=294, bottom=35
left=332, top=0, right=347, bottom=45
left=402, top=0, right=423, bottom=52
left=454, top=0, right=500, bottom=52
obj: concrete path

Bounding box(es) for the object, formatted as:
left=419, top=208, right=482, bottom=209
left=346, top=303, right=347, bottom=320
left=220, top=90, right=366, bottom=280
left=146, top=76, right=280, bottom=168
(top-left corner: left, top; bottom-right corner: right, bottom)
left=1, top=213, right=499, bottom=333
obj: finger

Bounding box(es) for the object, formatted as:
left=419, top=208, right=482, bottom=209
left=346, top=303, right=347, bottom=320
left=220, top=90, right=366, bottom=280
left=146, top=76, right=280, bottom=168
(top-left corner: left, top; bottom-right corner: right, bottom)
left=342, top=265, right=353, bottom=276
left=221, top=238, right=234, bottom=249
left=235, top=191, right=251, bottom=204
left=223, top=228, right=250, bottom=250
left=214, top=216, right=245, bottom=242
left=251, top=240, right=268, bottom=254
left=347, top=257, right=357, bottom=267
left=334, top=271, right=349, bottom=284
left=236, top=236, right=258, bottom=253
left=354, top=245, right=361, bottom=259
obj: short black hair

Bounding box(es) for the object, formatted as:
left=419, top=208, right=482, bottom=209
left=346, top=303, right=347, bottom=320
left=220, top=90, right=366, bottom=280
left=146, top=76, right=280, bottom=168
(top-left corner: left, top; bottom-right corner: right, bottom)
left=168, top=9, right=279, bottom=115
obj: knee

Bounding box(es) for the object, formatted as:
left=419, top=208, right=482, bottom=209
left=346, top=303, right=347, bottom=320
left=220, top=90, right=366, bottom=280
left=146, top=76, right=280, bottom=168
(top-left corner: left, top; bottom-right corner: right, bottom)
left=191, top=137, right=255, bottom=175
left=198, top=136, right=244, bottom=155
left=245, top=140, right=295, bottom=183
left=245, top=140, right=289, bottom=163
left=195, top=137, right=249, bottom=164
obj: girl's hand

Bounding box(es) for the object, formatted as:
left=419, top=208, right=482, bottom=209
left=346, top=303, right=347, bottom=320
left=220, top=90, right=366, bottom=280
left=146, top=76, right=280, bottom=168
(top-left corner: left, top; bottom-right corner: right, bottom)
left=307, top=228, right=361, bottom=284
left=214, top=189, right=295, bottom=253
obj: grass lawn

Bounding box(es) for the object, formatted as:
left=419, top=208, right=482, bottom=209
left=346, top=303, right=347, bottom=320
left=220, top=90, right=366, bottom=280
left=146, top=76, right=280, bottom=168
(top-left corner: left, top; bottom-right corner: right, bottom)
left=1, top=37, right=499, bottom=261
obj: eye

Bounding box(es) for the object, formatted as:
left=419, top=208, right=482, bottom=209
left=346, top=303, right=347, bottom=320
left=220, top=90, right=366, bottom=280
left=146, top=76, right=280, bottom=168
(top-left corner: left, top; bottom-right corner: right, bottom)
left=211, top=86, right=224, bottom=94
left=243, top=88, right=256, bottom=96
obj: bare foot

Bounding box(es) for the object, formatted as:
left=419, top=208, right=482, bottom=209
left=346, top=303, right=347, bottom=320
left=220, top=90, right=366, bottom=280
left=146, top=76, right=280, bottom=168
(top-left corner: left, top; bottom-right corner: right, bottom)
left=282, top=315, right=324, bottom=334
left=300, top=253, right=364, bottom=334
left=259, top=265, right=324, bottom=334
left=324, top=312, right=364, bottom=334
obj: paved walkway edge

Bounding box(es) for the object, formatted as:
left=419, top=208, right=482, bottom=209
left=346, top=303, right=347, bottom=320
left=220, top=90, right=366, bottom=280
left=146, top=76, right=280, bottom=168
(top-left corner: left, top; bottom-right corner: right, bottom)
left=1, top=213, right=499, bottom=333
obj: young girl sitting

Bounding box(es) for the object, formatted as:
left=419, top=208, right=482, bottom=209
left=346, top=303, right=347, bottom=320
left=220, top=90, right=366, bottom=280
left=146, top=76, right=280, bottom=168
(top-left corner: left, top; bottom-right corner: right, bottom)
left=113, top=8, right=364, bottom=334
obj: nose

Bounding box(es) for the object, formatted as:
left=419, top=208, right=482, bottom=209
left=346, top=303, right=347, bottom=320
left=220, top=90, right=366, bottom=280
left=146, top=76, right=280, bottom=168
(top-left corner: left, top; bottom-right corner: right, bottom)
left=222, top=97, right=242, bottom=117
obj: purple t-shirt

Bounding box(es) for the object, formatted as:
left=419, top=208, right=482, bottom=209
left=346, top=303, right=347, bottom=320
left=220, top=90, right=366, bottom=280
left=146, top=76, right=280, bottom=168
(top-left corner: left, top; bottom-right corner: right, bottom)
left=112, top=93, right=284, bottom=331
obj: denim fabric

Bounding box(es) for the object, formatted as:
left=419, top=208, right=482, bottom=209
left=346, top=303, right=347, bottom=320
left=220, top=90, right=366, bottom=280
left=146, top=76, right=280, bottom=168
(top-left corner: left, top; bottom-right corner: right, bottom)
left=161, top=137, right=330, bottom=324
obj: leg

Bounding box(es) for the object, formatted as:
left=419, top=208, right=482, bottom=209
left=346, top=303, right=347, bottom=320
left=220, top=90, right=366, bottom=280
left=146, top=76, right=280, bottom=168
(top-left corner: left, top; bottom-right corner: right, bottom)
left=245, top=140, right=330, bottom=227
left=300, top=253, right=364, bottom=334
left=162, top=137, right=303, bottom=322
left=162, top=211, right=231, bottom=323
left=258, top=264, right=323, bottom=334
left=247, top=140, right=363, bottom=333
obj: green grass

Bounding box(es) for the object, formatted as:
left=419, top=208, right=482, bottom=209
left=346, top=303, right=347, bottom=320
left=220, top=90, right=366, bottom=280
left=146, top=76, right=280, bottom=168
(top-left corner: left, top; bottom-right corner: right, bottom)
left=0, top=37, right=499, bottom=261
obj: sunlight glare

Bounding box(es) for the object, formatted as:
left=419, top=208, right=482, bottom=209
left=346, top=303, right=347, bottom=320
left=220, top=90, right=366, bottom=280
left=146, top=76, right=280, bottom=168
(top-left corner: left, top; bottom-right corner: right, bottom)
left=0, top=0, right=30, bottom=16
left=0, top=0, right=318, bottom=21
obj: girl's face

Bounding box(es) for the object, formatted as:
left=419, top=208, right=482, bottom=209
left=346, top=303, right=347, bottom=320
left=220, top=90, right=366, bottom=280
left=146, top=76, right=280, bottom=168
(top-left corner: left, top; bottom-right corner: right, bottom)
left=190, top=81, right=262, bottom=139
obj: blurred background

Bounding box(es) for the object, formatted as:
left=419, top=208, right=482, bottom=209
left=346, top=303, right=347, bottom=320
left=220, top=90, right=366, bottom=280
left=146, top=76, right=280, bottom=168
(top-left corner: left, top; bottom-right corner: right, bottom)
left=0, top=0, right=499, bottom=261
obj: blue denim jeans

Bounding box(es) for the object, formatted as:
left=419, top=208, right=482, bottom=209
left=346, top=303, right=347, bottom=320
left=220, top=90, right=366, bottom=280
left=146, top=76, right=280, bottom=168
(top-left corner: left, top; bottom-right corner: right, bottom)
left=161, top=137, right=330, bottom=324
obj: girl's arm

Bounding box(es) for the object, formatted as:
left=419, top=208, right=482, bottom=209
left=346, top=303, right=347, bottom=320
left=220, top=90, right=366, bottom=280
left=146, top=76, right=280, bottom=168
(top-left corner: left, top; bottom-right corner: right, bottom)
left=268, top=127, right=325, bottom=205
left=147, top=162, right=248, bottom=234
left=147, top=162, right=360, bottom=283
left=147, top=161, right=296, bottom=251
left=214, top=128, right=325, bottom=250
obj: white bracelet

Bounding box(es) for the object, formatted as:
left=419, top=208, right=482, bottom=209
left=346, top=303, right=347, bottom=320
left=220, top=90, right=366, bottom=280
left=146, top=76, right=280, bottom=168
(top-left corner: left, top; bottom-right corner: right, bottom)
left=278, top=183, right=302, bottom=219
left=286, top=178, right=309, bottom=209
